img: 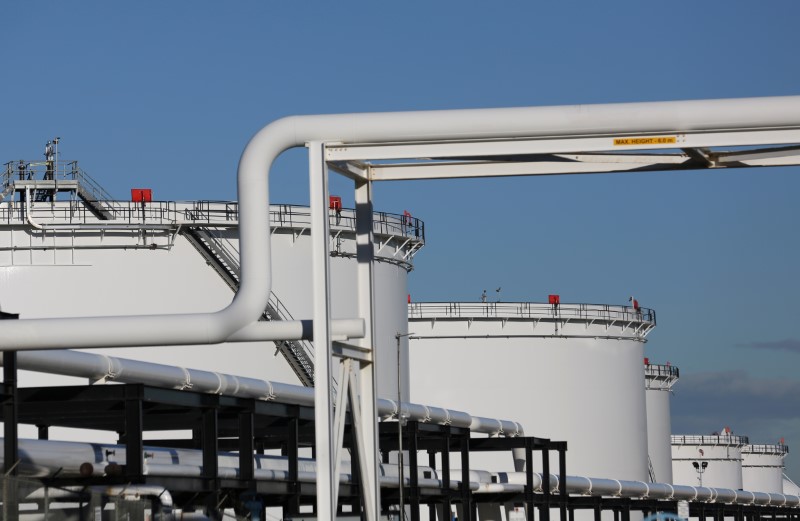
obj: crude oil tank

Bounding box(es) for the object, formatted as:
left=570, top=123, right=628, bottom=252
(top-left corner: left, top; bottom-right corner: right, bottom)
left=671, top=432, right=748, bottom=489
left=741, top=443, right=789, bottom=493
left=0, top=162, right=423, bottom=401
left=408, top=300, right=656, bottom=481
left=644, top=360, right=679, bottom=484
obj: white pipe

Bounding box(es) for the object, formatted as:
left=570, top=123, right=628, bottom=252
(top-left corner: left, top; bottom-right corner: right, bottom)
left=2, top=96, right=800, bottom=351
left=492, top=471, right=800, bottom=507
left=7, top=438, right=799, bottom=509
left=24, top=187, right=43, bottom=230
left=3, top=349, right=520, bottom=437
left=21, top=485, right=174, bottom=509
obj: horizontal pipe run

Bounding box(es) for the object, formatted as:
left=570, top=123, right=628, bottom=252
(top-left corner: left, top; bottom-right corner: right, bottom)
left=228, top=318, right=365, bottom=342
left=3, top=349, right=521, bottom=437
left=492, top=471, right=800, bottom=507
left=5, top=438, right=798, bottom=508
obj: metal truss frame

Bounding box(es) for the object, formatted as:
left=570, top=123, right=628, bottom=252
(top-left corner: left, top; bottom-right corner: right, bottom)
left=327, top=128, right=800, bottom=182
left=315, top=120, right=800, bottom=521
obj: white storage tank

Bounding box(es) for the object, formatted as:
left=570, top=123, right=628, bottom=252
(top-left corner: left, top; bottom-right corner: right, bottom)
left=0, top=161, right=423, bottom=401
left=741, top=443, right=789, bottom=493
left=408, top=300, right=656, bottom=481
left=671, top=431, right=748, bottom=489
left=644, top=360, right=679, bottom=484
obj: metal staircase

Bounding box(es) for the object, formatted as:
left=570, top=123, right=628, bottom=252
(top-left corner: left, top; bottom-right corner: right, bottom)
left=182, top=227, right=317, bottom=387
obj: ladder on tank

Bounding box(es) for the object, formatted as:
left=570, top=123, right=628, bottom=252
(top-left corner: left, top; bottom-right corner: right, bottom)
left=182, top=226, right=317, bottom=387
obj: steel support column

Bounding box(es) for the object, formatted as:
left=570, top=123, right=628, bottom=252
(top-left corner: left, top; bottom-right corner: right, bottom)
left=541, top=443, right=551, bottom=521
left=310, top=141, right=337, bottom=520
left=239, top=410, right=254, bottom=482
left=3, top=349, right=18, bottom=521
left=355, top=176, right=381, bottom=521
left=124, top=390, right=143, bottom=479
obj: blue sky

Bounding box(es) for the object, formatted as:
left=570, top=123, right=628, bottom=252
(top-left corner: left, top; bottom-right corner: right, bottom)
left=2, top=1, right=800, bottom=479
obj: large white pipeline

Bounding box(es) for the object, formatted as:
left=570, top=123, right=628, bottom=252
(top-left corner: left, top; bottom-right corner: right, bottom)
left=3, top=350, right=524, bottom=438
left=493, top=471, right=800, bottom=507
left=1, top=96, right=799, bottom=350
left=5, top=438, right=799, bottom=509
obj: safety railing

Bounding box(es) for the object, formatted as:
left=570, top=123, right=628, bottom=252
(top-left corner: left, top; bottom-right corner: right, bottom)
left=742, top=444, right=790, bottom=455
left=0, top=198, right=425, bottom=237
left=0, top=200, right=179, bottom=225
left=2, top=159, right=114, bottom=200
left=671, top=434, right=750, bottom=446
left=645, top=364, right=680, bottom=379
left=183, top=201, right=425, bottom=243
left=408, top=301, right=656, bottom=325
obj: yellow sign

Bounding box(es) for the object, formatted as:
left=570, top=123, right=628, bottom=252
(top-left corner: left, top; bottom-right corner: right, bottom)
left=613, top=136, right=677, bottom=146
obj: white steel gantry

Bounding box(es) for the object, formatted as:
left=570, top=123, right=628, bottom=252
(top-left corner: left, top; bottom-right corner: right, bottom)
left=1, top=96, right=800, bottom=520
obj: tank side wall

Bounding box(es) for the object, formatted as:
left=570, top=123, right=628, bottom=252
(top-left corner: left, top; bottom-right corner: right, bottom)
left=646, top=388, right=674, bottom=484
left=671, top=444, right=743, bottom=489
left=409, top=319, right=648, bottom=481
left=742, top=452, right=786, bottom=493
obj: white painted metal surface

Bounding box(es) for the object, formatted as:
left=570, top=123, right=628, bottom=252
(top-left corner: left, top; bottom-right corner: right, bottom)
left=742, top=444, right=789, bottom=493
left=644, top=362, right=679, bottom=484
left=408, top=301, right=653, bottom=482
left=0, top=200, right=418, bottom=399
left=4, top=95, right=800, bottom=520
left=672, top=434, right=748, bottom=489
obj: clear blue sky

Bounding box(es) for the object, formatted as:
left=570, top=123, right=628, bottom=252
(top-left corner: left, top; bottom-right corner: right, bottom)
left=2, top=1, right=800, bottom=479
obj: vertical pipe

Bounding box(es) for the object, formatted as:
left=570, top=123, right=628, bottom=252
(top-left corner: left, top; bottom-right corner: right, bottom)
left=310, top=141, right=336, bottom=520
left=355, top=178, right=381, bottom=521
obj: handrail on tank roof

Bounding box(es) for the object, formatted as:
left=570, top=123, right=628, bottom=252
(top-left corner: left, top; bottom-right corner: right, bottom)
left=742, top=444, right=790, bottom=455
left=672, top=434, right=750, bottom=446
left=644, top=364, right=680, bottom=379
left=408, top=300, right=656, bottom=325
left=1, top=95, right=799, bottom=350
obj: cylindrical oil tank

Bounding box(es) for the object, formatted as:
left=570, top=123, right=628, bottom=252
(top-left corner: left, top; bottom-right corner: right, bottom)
left=0, top=200, right=422, bottom=401
left=408, top=301, right=656, bottom=481
left=644, top=360, right=679, bottom=484
left=741, top=443, right=789, bottom=493
left=671, top=433, right=748, bottom=489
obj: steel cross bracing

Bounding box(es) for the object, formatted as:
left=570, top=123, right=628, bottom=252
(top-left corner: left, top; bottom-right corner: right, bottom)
left=326, top=127, right=800, bottom=182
